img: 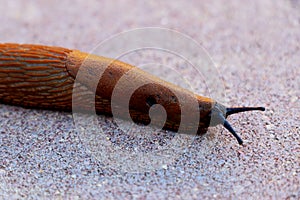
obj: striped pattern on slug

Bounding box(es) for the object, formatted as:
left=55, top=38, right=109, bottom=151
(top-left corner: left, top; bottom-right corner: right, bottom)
left=0, top=44, right=113, bottom=113
left=0, top=44, right=74, bottom=109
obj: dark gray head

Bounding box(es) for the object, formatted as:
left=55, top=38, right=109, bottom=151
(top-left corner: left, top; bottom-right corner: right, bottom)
left=211, top=102, right=265, bottom=145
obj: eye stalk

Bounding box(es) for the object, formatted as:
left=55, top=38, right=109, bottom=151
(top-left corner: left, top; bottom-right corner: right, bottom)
left=211, top=104, right=265, bottom=145
left=226, top=107, right=266, bottom=117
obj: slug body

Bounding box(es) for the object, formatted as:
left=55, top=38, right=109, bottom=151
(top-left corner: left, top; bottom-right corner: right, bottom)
left=0, top=43, right=265, bottom=144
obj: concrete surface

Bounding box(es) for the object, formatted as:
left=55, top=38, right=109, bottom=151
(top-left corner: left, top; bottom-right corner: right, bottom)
left=0, top=0, right=299, bottom=199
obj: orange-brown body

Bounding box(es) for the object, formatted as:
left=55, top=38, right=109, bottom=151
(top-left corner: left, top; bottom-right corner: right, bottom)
left=0, top=43, right=216, bottom=134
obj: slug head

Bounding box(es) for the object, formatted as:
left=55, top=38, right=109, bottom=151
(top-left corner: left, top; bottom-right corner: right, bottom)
left=210, top=103, right=265, bottom=145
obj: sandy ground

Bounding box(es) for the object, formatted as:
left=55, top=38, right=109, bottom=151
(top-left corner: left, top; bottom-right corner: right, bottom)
left=0, top=0, right=299, bottom=199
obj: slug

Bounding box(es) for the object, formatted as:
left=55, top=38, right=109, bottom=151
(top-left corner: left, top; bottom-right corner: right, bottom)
left=0, top=43, right=265, bottom=145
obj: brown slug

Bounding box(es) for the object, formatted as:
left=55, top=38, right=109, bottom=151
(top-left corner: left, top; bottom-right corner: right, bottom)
left=0, top=43, right=265, bottom=145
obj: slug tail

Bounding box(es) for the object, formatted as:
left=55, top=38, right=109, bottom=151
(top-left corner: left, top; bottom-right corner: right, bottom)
left=226, top=107, right=265, bottom=117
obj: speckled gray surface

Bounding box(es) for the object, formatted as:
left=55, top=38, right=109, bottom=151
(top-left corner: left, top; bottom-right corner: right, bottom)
left=0, top=0, right=299, bottom=199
